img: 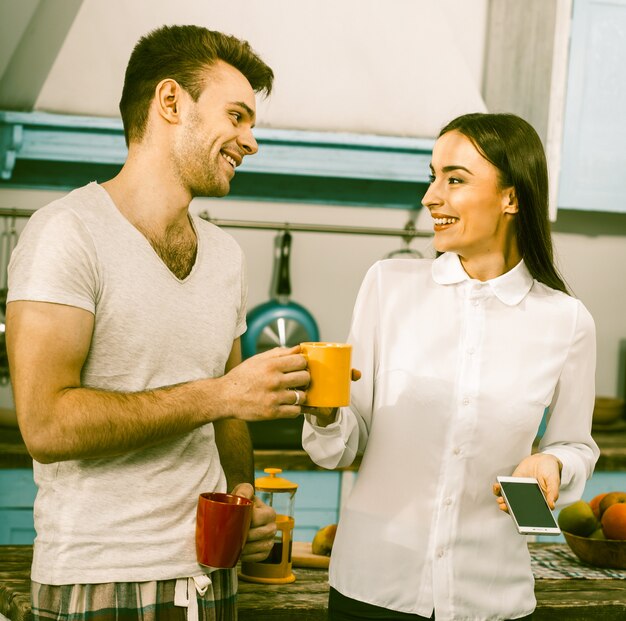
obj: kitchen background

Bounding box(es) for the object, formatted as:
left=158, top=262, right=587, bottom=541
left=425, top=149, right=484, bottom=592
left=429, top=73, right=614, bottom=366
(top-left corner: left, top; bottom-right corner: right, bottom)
left=1, top=0, right=626, bottom=542
left=1, top=0, right=625, bottom=404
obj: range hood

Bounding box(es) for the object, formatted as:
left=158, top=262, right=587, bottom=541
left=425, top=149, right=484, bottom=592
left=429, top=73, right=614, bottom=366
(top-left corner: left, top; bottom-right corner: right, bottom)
left=0, top=110, right=434, bottom=208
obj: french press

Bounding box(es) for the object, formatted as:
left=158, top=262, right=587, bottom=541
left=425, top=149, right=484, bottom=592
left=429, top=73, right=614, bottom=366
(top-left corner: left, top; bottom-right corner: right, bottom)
left=239, top=467, right=297, bottom=584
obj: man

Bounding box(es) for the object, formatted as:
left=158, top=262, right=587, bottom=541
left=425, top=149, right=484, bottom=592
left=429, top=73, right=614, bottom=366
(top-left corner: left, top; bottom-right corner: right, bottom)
left=6, top=25, right=309, bottom=621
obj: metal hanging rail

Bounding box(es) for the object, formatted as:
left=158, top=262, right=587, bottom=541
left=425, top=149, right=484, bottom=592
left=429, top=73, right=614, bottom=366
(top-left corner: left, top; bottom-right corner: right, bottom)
left=198, top=211, right=432, bottom=240
left=0, top=208, right=34, bottom=218
left=0, top=207, right=434, bottom=240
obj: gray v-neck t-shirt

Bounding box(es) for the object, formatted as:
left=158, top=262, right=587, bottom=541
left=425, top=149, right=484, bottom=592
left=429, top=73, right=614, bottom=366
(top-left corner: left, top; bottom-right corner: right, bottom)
left=8, top=182, right=247, bottom=584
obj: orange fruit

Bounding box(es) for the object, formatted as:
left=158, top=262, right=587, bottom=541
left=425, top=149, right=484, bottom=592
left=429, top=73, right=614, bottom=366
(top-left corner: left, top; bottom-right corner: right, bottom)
left=589, top=492, right=608, bottom=519
left=601, top=503, right=626, bottom=540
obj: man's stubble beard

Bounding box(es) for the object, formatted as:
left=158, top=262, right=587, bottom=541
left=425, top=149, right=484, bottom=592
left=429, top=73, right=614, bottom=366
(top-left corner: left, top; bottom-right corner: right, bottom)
left=175, top=113, right=231, bottom=198
left=172, top=142, right=229, bottom=199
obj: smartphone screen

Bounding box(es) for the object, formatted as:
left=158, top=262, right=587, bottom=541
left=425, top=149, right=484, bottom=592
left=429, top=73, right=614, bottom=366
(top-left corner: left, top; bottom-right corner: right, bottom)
left=499, top=479, right=560, bottom=531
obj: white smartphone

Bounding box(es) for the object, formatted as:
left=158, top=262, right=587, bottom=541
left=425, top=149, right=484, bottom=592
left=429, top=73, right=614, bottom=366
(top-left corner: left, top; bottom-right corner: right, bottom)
left=496, top=476, right=561, bottom=535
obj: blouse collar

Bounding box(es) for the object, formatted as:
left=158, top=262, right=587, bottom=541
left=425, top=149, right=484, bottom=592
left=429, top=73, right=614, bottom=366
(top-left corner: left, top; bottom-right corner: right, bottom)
left=431, top=252, right=535, bottom=306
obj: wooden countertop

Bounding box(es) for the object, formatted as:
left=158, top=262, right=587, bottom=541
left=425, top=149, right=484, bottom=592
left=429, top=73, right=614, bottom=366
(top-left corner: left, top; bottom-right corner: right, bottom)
left=2, top=424, right=626, bottom=471
left=1, top=545, right=625, bottom=621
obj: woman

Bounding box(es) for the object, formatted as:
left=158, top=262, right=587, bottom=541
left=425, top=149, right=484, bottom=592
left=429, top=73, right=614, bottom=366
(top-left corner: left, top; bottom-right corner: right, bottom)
left=302, top=113, right=599, bottom=620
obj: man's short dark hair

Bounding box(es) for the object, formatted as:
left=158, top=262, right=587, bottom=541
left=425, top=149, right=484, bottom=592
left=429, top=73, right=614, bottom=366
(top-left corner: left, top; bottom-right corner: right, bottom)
left=119, top=25, right=274, bottom=145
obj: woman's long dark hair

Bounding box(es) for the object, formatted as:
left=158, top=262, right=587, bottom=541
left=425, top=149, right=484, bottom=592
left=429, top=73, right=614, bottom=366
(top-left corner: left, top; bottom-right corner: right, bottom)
left=439, top=113, right=568, bottom=294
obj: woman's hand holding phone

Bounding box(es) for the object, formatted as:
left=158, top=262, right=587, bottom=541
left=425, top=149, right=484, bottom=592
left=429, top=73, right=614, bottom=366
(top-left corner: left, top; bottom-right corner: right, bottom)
left=493, top=453, right=563, bottom=513
left=495, top=474, right=562, bottom=535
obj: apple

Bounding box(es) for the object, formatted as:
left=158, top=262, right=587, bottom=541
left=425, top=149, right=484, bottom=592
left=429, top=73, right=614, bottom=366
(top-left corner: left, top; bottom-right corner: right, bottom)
left=311, top=523, right=337, bottom=556
left=557, top=499, right=599, bottom=536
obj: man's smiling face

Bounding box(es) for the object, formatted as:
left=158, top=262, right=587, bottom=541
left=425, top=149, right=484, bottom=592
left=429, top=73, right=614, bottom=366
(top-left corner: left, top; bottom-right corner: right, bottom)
left=173, top=60, right=258, bottom=198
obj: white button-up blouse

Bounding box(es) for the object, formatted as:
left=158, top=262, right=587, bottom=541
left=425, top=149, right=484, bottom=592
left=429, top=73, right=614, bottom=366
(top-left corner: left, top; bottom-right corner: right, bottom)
left=302, top=252, right=599, bottom=621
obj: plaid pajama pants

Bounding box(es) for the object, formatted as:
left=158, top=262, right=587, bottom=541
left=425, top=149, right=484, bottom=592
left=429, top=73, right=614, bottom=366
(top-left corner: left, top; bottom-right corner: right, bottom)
left=31, top=569, right=238, bottom=621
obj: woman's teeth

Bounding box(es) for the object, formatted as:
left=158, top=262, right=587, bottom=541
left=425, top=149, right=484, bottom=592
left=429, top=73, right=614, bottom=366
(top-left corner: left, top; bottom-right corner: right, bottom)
left=221, top=153, right=236, bottom=168
left=433, top=217, right=457, bottom=225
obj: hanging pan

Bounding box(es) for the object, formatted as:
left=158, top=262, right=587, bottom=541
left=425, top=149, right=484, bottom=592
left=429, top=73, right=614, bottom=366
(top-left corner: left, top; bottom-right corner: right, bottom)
left=383, top=217, right=423, bottom=259
left=242, top=230, right=320, bottom=449
left=242, top=230, right=319, bottom=359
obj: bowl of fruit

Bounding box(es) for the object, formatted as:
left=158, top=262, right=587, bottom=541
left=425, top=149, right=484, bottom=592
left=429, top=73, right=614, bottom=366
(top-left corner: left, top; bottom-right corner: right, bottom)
left=558, top=492, right=626, bottom=569
left=592, top=396, right=625, bottom=427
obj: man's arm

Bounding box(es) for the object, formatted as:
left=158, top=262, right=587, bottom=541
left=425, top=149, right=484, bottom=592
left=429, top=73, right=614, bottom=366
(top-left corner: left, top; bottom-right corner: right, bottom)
left=214, top=339, right=254, bottom=489
left=7, top=300, right=309, bottom=464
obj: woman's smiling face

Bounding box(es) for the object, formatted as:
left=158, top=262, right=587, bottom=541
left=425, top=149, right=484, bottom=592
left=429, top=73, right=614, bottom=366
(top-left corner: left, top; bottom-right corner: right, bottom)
left=422, top=130, right=519, bottom=263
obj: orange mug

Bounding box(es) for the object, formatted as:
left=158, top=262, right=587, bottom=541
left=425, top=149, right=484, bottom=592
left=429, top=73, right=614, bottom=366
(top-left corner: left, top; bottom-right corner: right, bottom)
left=195, top=492, right=253, bottom=568
left=300, top=342, right=352, bottom=407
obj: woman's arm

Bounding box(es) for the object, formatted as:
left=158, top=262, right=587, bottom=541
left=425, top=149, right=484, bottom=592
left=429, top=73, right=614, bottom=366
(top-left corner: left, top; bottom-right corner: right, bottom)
left=536, top=300, right=600, bottom=506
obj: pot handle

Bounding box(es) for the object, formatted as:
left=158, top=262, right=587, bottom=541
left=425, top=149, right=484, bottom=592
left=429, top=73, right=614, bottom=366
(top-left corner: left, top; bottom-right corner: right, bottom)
left=276, top=231, right=292, bottom=297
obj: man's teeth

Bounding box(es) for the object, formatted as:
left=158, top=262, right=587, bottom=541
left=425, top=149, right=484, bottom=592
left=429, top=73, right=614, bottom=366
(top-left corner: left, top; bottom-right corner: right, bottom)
left=221, top=153, right=236, bottom=168
left=433, top=217, right=457, bottom=225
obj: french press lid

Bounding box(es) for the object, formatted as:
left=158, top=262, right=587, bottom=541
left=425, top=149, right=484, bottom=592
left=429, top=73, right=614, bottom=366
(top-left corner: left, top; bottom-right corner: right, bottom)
left=255, top=468, right=298, bottom=492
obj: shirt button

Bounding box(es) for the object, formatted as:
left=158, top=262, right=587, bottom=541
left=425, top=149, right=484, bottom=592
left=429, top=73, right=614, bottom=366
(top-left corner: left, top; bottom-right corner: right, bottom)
left=453, top=447, right=461, bottom=455
left=463, top=397, right=470, bottom=405
left=444, top=497, right=453, bottom=506
left=437, top=549, right=445, bottom=558
left=467, top=348, right=475, bottom=355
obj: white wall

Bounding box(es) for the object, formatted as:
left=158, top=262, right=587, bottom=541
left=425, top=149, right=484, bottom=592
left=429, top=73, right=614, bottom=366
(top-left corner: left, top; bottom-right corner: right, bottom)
left=33, top=0, right=487, bottom=138
left=551, top=222, right=626, bottom=400
left=0, top=0, right=38, bottom=78
left=0, top=186, right=625, bottom=412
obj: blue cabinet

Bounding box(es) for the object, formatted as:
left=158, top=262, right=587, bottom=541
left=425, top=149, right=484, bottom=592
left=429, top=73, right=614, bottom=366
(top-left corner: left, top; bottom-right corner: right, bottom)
left=558, top=0, right=626, bottom=212
left=3, top=465, right=620, bottom=547
left=0, top=468, right=342, bottom=545
left=254, top=470, right=341, bottom=542
left=0, top=469, right=36, bottom=544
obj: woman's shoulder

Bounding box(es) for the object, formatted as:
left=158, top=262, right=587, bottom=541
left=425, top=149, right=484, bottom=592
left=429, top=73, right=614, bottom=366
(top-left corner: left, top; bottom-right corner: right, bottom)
left=531, top=281, right=595, bottom=331
left=355, top=258, right=434, bottom=307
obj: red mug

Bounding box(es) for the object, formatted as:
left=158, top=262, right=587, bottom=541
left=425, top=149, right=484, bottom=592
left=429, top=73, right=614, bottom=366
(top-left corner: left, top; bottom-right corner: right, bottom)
left=195, top=492, right=253, bottom=568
